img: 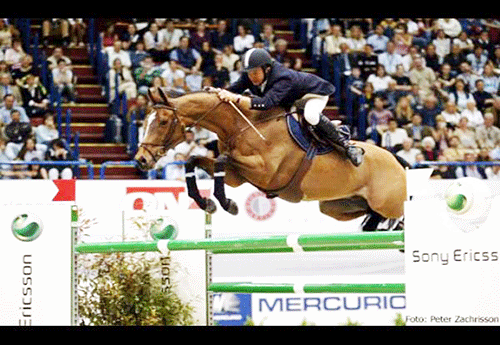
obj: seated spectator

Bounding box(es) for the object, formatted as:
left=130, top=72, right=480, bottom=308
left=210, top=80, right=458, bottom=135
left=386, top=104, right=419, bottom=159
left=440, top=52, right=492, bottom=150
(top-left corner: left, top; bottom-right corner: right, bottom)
left=475, top=112, right=500, bottom=149
left=415, top=94, right=442, bottom=127
left=409, top=53, right=436, bottom=100
left=440, top=100, right=462, bottom=126
left=164, top=152, right=186, bottom=181
left=208, top=53, right=230, bottom=89
left=396, top=137, right=421, bottom=167
left=485, top=165, right=500, bottom=180
left=230, top=59, right=243, bottom=84
left=233, top=24, right=255, bottom=55
left=34, top=113, right=59, bottom=146
left=472, top=79, right=494, bottom=113
left=127, top=93, right=149, bottom=127
left=133, top=56, right=162, bottom=95
left=259, top=23, right=276, bottom=53
left=190, top=20, right=211, bottom=53
left=432, top=29, right=451, bottom=63
left=221, top=44, right=240, bottom=72
left=273, top=38, right=302, bottom=71
left=392, top=64, right=413, bottom=96
left=453, top=116, right=478, bottom=149
left=381, top=118, right=408, bottom=153
left=209, top=19, right=233, bottom=52
left=455, top=150, right=487, bottom=179
left=460, top=100, right=484, bottom=128
left=356, top=43, right=378, bottom=79
left=346, top=25, right=366, bottom=57
left=105, top=40, right=132, bottom=69
left=433, top=114, right=453, bottom=151
left=43, top=138, right=73, bottom=180
left=68, top=18, right=87, bottom=47
left=435, top=63, right=456, bottom=94
left=4, top=109, right=32, bottom=159
left=100, top=24, right=117, bottom=48
left=143, top=22, right=167, bottom=62
left=109, top=57, right=137, bottom=103
left=4, top=38, right=25, bottom=67
left=19, top=74, right=50, bottom=117
left=366, top=25, right=389, bottom=54
left=435, top=18, right=462, bottom=39
left=367, top=96, right=393, bottom=143
left=0, top=19, right=12, bottom=53
left=404, top=113, right=434, bottom=145
left=169, top=36, right=202, bottom=75
left=162, top=19, right=185, bottom=52
left=191, top=124, right=218, bottom=157
left=0, top=94, right=28, bottom=124
left=11, top=55, right=36, bottom=87
left=173, top=129, right=209, bottom=158
left=120, top=23, right=141, bottom=51
left=378, top=41, right=403, bottom=76
left=392, top=25, right=412, bottom=56
left=430, top=154, right=457, bottom=179
left=367, top=64, right=394, bottom=96
left=443, top=43, right=466, bottom=75
left=47, top=47, right=72, bottom=70
left=199, top=41, right=217, bottom=76
left=51, top=59, right=76, bottom=103
left=453, top=31, right=474, bottom=55
left=424, top=43, right=441, bottom=73
left=420, top=136, right=439, bottom=161
left=393, top=95, right=414, bottom=126
left=456, top=61, right=478, bottom=92
left=443, top=135, right=465, bottom=162
left=0, top=72, right=23, bottom=106
left=42, top=18, right=70, bottom=47
left=129, top=40, right=150, bottom=69
left=467, top=45, right=488, bottom=74
left=16, top=136, right=45, bottom=162
left=480, top=62, right=500, bottom=95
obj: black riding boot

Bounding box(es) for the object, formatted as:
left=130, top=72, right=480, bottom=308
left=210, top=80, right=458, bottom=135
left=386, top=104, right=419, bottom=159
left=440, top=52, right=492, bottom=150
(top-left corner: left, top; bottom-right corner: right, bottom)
left=315, top=115, right=364, bottom=167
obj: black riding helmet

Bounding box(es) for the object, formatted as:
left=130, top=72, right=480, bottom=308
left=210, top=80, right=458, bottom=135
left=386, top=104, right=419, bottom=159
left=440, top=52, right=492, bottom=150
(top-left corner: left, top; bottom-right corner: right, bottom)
left=242, top=48, right=273, bottom=72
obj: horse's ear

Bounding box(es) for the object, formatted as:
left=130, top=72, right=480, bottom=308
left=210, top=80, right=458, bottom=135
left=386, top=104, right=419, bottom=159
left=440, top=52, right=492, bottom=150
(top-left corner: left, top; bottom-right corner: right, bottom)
left=157, top=87, right=170, bottom=105
left=147, top=87, right=160, bottom=104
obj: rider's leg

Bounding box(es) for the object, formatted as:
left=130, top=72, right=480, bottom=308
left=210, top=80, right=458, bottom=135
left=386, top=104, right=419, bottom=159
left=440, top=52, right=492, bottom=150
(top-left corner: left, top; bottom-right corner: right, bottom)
left=303, top=97, right=364, bottom=167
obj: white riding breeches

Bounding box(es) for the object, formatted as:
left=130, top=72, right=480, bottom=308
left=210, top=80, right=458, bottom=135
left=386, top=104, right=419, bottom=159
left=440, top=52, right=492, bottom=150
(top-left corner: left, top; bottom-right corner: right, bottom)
left=302, top=94, right=329, bottom=126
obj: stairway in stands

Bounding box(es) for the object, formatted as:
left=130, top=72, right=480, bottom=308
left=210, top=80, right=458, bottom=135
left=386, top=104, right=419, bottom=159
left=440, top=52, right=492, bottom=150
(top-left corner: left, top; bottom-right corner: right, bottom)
left=43, top=46, right=142, bottom=179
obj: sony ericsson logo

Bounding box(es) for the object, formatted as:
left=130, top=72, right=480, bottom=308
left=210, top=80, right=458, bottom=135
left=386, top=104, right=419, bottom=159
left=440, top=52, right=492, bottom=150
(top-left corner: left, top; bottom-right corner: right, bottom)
left=11, top=213, right=43, bottom=242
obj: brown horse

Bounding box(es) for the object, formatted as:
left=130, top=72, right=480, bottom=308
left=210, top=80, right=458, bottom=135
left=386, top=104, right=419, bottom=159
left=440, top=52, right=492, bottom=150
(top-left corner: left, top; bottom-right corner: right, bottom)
left=135, top=87, right=407, bottom=229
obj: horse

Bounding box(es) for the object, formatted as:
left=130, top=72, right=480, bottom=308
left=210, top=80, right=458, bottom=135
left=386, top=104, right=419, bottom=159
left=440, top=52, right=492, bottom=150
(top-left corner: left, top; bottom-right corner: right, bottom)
left=135, top=87, right=407, bottom=230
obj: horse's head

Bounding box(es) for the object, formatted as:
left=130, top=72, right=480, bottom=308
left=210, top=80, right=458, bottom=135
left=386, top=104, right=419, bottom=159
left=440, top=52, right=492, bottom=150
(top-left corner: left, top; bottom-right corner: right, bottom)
left=134, top=87, right=187, bottom=171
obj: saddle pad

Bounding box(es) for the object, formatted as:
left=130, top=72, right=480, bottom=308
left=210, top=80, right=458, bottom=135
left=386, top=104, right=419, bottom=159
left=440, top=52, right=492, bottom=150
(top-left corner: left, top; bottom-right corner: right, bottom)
left=286, top=114, right=335, bottom=155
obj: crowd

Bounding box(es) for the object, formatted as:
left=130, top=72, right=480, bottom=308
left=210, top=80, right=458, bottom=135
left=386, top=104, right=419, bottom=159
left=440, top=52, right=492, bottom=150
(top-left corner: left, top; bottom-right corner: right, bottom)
left=0, top=19, right=77, bottom=179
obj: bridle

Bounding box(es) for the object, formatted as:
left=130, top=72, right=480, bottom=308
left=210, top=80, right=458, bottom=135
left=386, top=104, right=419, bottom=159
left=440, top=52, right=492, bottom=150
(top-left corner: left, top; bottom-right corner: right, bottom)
left=138, top=100, right=224, bottom=164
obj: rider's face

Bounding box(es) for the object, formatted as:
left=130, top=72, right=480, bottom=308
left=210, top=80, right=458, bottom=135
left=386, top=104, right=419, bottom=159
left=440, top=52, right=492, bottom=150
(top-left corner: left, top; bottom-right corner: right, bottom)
left=247, top=67, right=265, bottom=86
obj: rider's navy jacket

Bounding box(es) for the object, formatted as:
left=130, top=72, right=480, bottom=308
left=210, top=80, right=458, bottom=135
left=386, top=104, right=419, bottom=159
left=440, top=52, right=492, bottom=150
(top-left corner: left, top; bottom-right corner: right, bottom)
left=227, top=61, right=335, bottom=111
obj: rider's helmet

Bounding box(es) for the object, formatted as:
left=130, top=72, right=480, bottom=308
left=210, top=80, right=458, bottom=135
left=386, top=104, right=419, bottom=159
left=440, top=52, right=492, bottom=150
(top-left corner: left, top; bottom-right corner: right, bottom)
left=242, top=48, right=273, bottom=72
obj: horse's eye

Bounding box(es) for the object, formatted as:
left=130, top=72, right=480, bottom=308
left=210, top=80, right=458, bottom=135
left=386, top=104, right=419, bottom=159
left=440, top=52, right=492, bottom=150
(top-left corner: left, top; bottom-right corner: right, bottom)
left=159, top=120, right=168, bottom=126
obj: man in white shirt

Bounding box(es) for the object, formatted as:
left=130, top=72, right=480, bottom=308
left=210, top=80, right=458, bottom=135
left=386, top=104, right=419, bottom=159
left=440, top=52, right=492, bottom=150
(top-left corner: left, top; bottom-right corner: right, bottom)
left=436, top=18, right=462, bottom=38
left=381, top=118, right=409, bottom=153
left=396, top=137, right=421, bottom=166
left=105, top=40, right=132, bottom=69
left=324, top=24, right=348, bottom=56
left=378, top=41, right=403, bottom=75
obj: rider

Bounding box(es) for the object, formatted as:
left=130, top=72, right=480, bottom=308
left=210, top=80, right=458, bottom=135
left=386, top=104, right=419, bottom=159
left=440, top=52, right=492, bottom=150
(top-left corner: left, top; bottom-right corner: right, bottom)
left=217, top=48, right=364, bottom=166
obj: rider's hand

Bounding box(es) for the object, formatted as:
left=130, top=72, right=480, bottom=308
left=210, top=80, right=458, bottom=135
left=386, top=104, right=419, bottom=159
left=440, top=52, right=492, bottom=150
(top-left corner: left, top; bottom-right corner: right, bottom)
left=217, top=89, right=239, bottom=103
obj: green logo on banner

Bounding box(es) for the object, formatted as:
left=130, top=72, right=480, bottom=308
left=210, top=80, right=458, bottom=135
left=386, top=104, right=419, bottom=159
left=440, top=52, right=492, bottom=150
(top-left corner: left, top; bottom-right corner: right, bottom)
left=12, top=213, right=43, bottom=241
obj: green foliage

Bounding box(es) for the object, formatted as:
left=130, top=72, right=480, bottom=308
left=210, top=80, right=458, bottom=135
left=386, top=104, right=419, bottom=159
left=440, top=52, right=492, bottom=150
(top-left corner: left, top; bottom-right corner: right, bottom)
left=77, top=252, right=194, bottom=326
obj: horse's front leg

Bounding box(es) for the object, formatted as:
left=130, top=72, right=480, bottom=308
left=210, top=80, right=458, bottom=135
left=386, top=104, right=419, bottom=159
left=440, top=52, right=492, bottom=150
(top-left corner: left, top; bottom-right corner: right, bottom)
left=213, top=154, right=238, bottom=215
left=184, top=155, right=217, bottom=214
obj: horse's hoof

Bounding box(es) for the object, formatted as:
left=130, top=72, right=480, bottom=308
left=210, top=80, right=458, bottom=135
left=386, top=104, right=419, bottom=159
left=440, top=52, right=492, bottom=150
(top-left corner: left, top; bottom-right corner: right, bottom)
left=204, top=198, right=217, bottom=214
left=225, top=199, right=239, bottom=215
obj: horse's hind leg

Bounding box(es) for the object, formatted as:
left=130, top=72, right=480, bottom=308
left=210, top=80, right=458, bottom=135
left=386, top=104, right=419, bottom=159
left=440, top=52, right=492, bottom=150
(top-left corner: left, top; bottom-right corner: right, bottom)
left=319, top=197, right=369, bottom=221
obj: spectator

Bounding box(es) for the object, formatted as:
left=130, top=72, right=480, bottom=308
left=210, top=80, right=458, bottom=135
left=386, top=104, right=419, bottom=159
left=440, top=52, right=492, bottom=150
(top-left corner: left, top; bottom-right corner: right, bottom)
left=480, top=62, right=500, bottom=95
left=0, top=72, right=22, bottom=106
left=448, top=78, right=474, bottom=111
left=346, top=25, right=366, bottom=56
left=4, top=109, right=31, bottom=159
left=324, top=24, right=347, bottom=56
left=0, top=137, right=14, bottom=178
left=143, top=22, right=167, bottom=62
left=120, top=23, right=141, bottom=51
left=0, top=94, right=28, bottom=124
left=432, top=114, right=453, bottom=151
left=467, top=45, right=488, bottom=74
left=16, top=136, right=44, bottom=162
left=133, top=56, right=162, bottom=94
left=424, top=43, right=441, bottom=73
left=210, top=19, right=233, bottom=52
left=164, top=152, right=186, bottom=181
left=47, top=47, right=72, bottom=70
left=404, top=113, right=434, bottom=144
left=367, top=96, right=393, bottom=143
left=127, top=93, right=149, bottom=126
left=129, top=40, right=150, bottom=69
left=393, top=95, right=414, bottom=126
left=473, top=79, right=494, bottom=113
left=68, top=18, right=87, bottom=47
left=396, top=137, right=421, bottom=166
left=273, top=38, right=302, bottom=71
left=460, top=100, right=484, bottom=128
left=199, top=41, right=217, bottom=76
left=43, top=138, right=73, bottom=180
left=432, top=29, right=451, bottom=63
left=230, top=59, right=243, bottom=84
left=392, top=25, right=412, bottom=56
left=233, top=24, right=255, bottom=55
left=41, top=18, right=70, bottom=47
left=485, top=165, right=500, bottom=180
left=456, top=61, right=478, bottom=92
left=105, top=40, right=132, bottom=69
left=51, top=59, right=76, bottom=104
left=435, top=18, right=462, bottom=38
left=409, top=53, right=436, bottom=100
left=366, top=25, right=389, bottom=54
left=430, top=154, right=457, bottom=179
left=0, top=20, right=12, bottom=53
left=173, top=129, right=208, bottom=158
left=455, top=151, right=487, bottom=179
left=420, top=136, right=439, bottom=161
left=356, top=44, right=378, bottom=80
left=453, top=31, right=475, bottom=55
left=453, top=116, right=478, bottom=150
left=443, top=43, right=466, bottom=75
left=435, top=63, right=456, bottom=94
left=440, top=100, right=462, bottom=126
left=162, top=20, right=185, bottom=52
left=109, top=57, right=137, bottom=103
left=101, top=24, right=117, bottom=48
left=19, top=74, right=50, bottom=117
left=169, top=36, right=202, bottom=75
left=217, top=45, right=238, bottom=74
left=209, top=53, right=230, bottom=89
left=259, top=23, right=277, bottom=53
left=34, top=113, right=59, bottom=146
left=367, top=64, right=394, bottom=96
left=190, top=20, right=211, bottom=53
left=4, top=38, right=25, bottom=67
left=381, top=118, right=408, bottom=153
left=483, top=97, right=500, bottom=127
left=191, top=123, right=218, bottom=157
left=443, top=135, right=465, bottom=162
left=11, top=55, right=36, bottom=87
left=378, top=41, right=403, bottom=76
left=475, top=30, right=494, bottom=59
left=475, top=112, right=500, bottom=149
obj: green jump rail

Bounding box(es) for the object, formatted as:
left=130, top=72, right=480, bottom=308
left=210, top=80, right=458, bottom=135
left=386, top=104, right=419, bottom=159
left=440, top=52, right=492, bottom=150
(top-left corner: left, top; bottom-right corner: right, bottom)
left=208, top=282, right=406, bottom=294
left=74, top=231, right=404, bottom=255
